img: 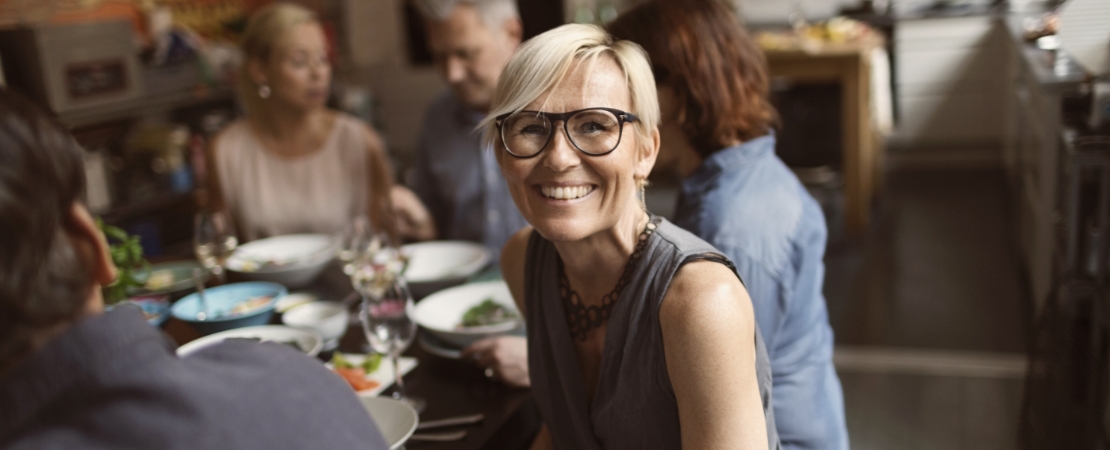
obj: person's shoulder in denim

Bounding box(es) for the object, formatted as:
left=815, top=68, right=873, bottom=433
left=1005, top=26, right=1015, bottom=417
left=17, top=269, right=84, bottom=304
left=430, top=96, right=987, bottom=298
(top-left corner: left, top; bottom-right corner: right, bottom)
left=407, top=90, right=527, bottom=259
left=673, top=133, right=849, bottom=450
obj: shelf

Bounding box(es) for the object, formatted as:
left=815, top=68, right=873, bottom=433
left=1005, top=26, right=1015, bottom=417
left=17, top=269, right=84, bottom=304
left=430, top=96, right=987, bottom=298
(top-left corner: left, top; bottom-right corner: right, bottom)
left=98, top=191, right=195, bottom=224
left=57, top=87, right=235, bottom=129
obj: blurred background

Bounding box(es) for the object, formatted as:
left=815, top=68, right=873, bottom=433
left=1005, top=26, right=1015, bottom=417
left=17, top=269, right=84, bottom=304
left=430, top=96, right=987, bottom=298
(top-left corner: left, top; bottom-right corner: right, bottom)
left=1, top=0, right=1109, bottom=448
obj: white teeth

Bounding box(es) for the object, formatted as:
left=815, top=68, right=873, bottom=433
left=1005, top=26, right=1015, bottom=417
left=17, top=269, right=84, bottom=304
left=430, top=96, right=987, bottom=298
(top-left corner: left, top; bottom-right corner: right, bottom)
left=541, top=185, right=592, bottom=200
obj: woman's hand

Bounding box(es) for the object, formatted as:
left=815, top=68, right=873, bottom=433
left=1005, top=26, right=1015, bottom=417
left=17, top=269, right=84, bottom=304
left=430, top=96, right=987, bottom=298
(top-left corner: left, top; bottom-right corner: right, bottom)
left=390, top=185, right=436, bottom=241
left=462, top=336, right=530, bottom=388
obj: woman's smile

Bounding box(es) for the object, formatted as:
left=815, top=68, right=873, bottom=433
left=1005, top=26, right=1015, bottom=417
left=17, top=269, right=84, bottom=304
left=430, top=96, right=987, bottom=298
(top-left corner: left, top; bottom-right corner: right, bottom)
left=535, top=183, right=596, bottom=202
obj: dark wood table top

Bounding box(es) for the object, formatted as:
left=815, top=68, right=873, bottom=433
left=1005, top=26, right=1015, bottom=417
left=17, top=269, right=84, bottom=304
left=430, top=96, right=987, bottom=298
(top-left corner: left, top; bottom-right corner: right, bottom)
left=162, top=264, right=540, bottom=450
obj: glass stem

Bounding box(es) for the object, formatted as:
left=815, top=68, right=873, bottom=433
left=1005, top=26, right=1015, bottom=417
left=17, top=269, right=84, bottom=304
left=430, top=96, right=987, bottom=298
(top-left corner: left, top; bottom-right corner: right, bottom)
left=392, top=354, right=404, bottom=399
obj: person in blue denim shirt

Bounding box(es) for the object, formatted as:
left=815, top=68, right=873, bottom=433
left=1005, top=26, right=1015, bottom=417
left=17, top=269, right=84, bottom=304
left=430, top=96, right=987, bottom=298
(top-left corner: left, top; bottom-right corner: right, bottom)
left=609, top=1, right=849, bottom=449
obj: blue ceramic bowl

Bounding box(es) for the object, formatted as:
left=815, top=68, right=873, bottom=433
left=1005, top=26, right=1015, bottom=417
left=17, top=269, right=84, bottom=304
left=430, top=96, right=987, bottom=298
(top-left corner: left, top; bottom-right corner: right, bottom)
left=128, top=294, right=171, bottom=327
left=171, top=282, right=286, bottom=335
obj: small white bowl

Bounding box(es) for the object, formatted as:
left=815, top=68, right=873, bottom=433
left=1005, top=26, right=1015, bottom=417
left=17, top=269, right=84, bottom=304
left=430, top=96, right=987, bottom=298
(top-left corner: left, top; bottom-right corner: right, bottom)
left=411, top=281, right=521, bottom=348
left=359, top=396, right=418, bottom=450
left=274, top=292, right=317, bottom=313
left=282, top=301, right=350, bottom=350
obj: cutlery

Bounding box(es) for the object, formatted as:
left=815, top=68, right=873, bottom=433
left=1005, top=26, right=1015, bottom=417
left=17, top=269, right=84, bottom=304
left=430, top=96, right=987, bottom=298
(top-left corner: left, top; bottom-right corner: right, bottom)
left=193, top=268, right=208, bottom=320
left=408, top=430, right=467, bottom=442
left=415, top=413, right=484, bottom=430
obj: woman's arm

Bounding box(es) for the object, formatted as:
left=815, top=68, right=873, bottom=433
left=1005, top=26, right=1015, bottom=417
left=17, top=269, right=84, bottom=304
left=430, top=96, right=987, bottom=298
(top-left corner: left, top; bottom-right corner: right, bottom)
left=359, top=125, right=397, bottom=241
left=204, top=132, right=226, bottom=212
left=659, top=261, right=768, bottom=449
left=500, top=226, right=533, bottom=316
left=359, top=125, right=436, bottom=242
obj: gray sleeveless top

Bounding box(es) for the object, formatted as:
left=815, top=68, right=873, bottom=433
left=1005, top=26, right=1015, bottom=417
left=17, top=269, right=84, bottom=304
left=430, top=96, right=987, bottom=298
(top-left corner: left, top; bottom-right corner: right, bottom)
left=525, top=218, right=781, bottom=450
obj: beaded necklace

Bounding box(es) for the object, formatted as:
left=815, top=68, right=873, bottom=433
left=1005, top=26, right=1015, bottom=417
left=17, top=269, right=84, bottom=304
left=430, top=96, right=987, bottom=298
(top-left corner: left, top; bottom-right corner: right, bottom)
left=559, top=216, right=659, bottom=342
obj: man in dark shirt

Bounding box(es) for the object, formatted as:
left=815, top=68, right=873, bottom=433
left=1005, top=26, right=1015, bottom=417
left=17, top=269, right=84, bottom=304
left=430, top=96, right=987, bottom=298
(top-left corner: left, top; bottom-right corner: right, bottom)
left=0, top=88, right=390, bottom=450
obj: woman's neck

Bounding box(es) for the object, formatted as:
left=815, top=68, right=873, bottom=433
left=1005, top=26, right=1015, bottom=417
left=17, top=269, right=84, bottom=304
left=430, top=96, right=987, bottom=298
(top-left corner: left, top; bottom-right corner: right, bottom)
left=249, top=105, right=331, bottom=157
left=552, top=206, right=649, bottom=305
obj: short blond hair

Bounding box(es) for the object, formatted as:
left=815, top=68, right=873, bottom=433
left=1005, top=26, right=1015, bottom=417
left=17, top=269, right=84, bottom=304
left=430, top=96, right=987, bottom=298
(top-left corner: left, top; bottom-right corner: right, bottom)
left=237, top=3, right=319, bottom=115
left=479, top=24, right=659, bottom=154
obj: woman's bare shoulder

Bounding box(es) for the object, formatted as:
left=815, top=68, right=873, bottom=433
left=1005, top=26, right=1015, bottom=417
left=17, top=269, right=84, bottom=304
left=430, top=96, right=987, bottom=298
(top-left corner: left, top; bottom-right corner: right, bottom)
left=660, top=260, right=754, bottom=336
left=340, top=113, right=384, bottom=153
left=210, top=119, right=250, bottom=150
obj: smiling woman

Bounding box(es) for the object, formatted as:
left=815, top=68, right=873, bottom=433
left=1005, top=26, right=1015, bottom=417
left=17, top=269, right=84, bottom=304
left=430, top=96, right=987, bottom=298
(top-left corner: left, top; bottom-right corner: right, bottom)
left=482, top=24, right=780, bottom=450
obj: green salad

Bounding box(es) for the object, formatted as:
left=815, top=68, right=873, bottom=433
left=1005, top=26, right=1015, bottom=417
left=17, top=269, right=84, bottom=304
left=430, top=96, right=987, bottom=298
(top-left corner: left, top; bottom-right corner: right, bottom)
left=459, top=298, right=518, bottom=329
left=331, top=352, right=382, bottom=373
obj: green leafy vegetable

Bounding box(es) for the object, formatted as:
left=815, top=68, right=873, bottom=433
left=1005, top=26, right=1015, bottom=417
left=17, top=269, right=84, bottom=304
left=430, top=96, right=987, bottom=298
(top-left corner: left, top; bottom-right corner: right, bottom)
left=331, top=352, right=383, bottom=373
left=97, top=219, right=149, bottom=305
left=460, top=298, right=517, bottom=328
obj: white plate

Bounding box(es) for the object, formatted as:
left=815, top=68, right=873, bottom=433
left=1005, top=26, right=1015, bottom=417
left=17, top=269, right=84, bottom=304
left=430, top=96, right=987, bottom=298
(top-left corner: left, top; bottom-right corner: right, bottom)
left=401, top=241, right=491, bottom=283
left=411, top=281, right=521, bottom=348
left=418, top=332, right=463, bottom=359
left=359, top=396, right=418, bottom=450
left=327, top=353, right=419, bottom=398
left=176, top=325, right=323, bottom=357
left=226, top=234, right=336, bottom=273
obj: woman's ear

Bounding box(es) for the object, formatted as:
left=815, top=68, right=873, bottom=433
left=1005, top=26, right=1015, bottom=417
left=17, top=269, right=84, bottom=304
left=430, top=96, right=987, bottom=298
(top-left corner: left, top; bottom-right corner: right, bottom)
left=247, top=57, right=268, bottom=86
left=634, top=127, right=661, bottom=181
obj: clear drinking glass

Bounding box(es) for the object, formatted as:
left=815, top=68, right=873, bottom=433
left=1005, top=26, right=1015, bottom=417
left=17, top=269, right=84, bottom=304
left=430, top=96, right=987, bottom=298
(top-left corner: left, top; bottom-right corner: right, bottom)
left=337, top=215, right=374, bottom=275
left=194, top=210, right=237, bottom=284
left=357, top=267, right=425, bottom=412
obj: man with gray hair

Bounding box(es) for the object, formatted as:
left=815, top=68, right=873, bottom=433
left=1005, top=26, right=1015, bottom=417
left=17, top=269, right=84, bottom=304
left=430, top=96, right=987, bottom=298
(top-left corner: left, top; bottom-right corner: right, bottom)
left=407, top=0, right=531, bottom=388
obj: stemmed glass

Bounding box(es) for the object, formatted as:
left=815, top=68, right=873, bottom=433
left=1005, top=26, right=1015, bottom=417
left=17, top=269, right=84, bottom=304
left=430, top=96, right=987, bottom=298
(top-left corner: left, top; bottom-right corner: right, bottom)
left=353, top=249, right=424, bottom=413
left=337, top=215, right=377, bottom=275
left=194, top=210, right=237, bottom=285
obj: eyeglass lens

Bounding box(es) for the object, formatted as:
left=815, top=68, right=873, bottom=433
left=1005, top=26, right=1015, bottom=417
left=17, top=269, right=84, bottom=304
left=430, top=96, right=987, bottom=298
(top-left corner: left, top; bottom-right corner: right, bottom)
left=502, top=109, right=623, bottom=157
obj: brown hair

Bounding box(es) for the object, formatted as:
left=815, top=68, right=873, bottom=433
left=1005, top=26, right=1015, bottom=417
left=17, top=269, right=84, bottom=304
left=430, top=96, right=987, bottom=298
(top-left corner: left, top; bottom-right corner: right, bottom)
left=0, top=88, right=92, bottom=371
left=607, top=0, right=778, bottom=158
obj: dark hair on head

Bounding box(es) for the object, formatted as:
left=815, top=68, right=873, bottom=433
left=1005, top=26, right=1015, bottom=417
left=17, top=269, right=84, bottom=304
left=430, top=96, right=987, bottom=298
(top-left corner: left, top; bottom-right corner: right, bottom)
left=0, top=88, right=92, bottom=370
left=607, top=0, right=778, bottom=158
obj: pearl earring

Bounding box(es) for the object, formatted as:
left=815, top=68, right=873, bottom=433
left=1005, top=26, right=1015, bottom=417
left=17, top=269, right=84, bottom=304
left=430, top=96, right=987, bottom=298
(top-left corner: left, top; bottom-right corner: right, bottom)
left=258, top=84, right=271, bottom=99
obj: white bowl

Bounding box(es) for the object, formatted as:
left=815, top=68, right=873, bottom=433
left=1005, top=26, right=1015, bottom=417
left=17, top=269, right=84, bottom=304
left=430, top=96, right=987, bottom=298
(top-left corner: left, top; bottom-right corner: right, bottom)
left=359, top=396, right=418, bottom=450
left=226, top=234, right=337, bottom=288
left=176, top=325, right=323, bottom=357
left=412, top=281, right=521, bottom=348
left=401, top=241, right=491, bottom=298
left=281, top=301, right=349, bottom=350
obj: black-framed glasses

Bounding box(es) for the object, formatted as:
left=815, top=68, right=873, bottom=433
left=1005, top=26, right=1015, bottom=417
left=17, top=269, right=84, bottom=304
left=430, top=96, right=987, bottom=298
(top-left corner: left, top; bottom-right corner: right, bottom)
left=495, top=107, right=640, bottom=158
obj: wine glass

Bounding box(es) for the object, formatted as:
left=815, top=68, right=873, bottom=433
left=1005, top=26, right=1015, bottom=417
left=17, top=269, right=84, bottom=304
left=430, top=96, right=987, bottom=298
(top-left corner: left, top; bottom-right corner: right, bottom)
left=194, top=210, right=237, bottom=284
left=354, top=258, right=425, bottom=412
left=337, top=215, right=381, bottom=275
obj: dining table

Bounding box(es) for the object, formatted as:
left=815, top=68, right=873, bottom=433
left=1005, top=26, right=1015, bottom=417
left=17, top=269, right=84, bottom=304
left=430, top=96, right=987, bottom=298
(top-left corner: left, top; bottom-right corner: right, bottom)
left=162, top=263, right=542, bottom=450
